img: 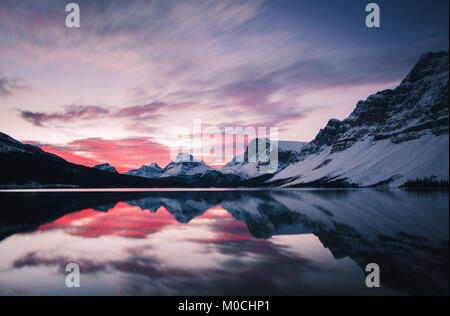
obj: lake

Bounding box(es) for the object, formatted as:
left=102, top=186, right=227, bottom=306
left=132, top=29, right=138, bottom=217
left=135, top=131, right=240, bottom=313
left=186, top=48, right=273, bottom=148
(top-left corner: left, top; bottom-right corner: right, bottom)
left=0, top=189, right=448, bottom=296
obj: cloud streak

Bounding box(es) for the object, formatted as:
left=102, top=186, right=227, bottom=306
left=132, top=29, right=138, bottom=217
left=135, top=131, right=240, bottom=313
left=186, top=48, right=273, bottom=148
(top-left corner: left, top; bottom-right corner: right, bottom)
left=20, top=102, right=170, bottom=127
left=0, top=73, right=27, bottom=97
left=20, top=105, right=110, bottom=126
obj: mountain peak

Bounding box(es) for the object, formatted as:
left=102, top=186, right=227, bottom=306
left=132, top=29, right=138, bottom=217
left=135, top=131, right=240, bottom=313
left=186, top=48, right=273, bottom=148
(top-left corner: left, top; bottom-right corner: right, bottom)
left=138, top=162, right=162, bottom=171
left=271, top=51, right=449, bottom=187
left=221, top=138, right=307, bottom=179
left=174, top=152, right=200, bottom=163
left=402, top=51, right=449, bottom=84
left=95, top=163, right=112, bottom=167
left=124, top=163, right=162, bottom=178
left=93, top=163, right=118, bottom=174
left=0, top=132, right=22, bottom=145
left=160, top=153, right=212, bottom=178
left=148, top=162, right=161, bottom=169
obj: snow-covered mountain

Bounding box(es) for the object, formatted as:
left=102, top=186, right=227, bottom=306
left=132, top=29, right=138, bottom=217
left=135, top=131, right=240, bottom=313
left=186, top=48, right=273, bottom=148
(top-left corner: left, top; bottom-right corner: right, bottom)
left=269, top=51, right=449, bottom=188
left=93, top=163, right=118, bottom=174
left=160, top=153, right=214, bottom=178
left=221, top=138, right=307, bottom=179
left=124, top=163, right=162, bottom=178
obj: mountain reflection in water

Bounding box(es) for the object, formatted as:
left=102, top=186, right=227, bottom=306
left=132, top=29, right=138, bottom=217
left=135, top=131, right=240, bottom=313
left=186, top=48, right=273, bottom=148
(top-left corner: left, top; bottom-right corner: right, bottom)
left=0, top=189, right=448, bottom=296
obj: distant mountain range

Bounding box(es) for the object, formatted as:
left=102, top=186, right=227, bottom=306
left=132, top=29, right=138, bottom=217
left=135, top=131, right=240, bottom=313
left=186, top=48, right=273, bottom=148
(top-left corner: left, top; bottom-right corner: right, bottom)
left=221, top=138, right=307, bottom=179
left=124, top=163, right=162, bottom=178
left=0, top=51, right=448, bottom=188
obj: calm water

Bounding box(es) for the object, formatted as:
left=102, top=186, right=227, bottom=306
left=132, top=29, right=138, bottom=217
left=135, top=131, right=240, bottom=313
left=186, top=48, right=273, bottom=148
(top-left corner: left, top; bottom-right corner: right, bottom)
left=0, top=189, right=448, bottom=296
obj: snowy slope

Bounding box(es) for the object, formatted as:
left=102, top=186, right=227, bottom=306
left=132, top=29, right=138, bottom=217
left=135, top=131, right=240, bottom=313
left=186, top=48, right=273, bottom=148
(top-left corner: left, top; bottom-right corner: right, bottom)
left=0, top=132, right=27, bottom=153
left=0, top=132, right=66, bottom=160
left=221, top=138, right=307, bottom=179
left=160, top=153, right=214, bottom=178
left=125, top=163, right=162, bottom=178
left=93, top=163, right=119, bottom=174
left=270, top=51, right=449, bottom=187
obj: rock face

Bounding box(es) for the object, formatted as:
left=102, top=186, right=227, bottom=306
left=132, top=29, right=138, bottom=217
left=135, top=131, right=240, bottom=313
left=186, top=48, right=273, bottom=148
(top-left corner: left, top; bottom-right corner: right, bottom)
left=221, top=138, right=307, bottom=179
left=270, top=51, right=449, bottom=187
left=125, top=163, right=162, bottom=179
left=94, top=163, right=119, bottom=174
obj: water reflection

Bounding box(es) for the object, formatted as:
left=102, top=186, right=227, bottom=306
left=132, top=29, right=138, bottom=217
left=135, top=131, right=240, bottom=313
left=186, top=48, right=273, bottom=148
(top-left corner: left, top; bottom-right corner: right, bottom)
left=0, top=189, right=448, bottom=296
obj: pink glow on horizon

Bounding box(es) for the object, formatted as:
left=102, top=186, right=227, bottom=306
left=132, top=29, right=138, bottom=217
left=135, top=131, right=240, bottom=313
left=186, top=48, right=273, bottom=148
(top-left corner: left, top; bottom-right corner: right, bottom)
left=23, top=138, right=173, bottom=173
left=22, top=132, right=258, bottom=172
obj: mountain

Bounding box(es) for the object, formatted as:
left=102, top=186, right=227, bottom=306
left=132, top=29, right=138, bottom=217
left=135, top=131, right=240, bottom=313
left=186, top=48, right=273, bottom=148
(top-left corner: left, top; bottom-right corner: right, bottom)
left=268, top=51, right=449, bottom=188
left=125, top=163, right=162, bottom=178
left=0, top=132, right=163, bottom=188
left=221, top=138, right=307, bottom=179
left=154, top=153, right=241, bottom=187
left=93, top=163, right=118, bottom=174
left=160, top=153, right=214, bottom=178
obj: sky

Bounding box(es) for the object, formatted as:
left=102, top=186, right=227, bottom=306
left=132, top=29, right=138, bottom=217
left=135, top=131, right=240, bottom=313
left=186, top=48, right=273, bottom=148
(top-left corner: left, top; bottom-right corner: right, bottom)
left=0, top=0, right=448, bottom=172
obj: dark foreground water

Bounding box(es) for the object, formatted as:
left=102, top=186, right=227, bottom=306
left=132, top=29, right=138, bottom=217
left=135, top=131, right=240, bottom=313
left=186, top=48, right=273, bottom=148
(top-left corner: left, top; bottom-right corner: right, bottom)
left=0, top=189, right=448, bottom=296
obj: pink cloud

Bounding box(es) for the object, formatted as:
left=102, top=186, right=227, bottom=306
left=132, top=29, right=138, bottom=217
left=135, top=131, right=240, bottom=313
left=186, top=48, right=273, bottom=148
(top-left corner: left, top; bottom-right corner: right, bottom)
left=24, top=137, right=172, bottom=173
